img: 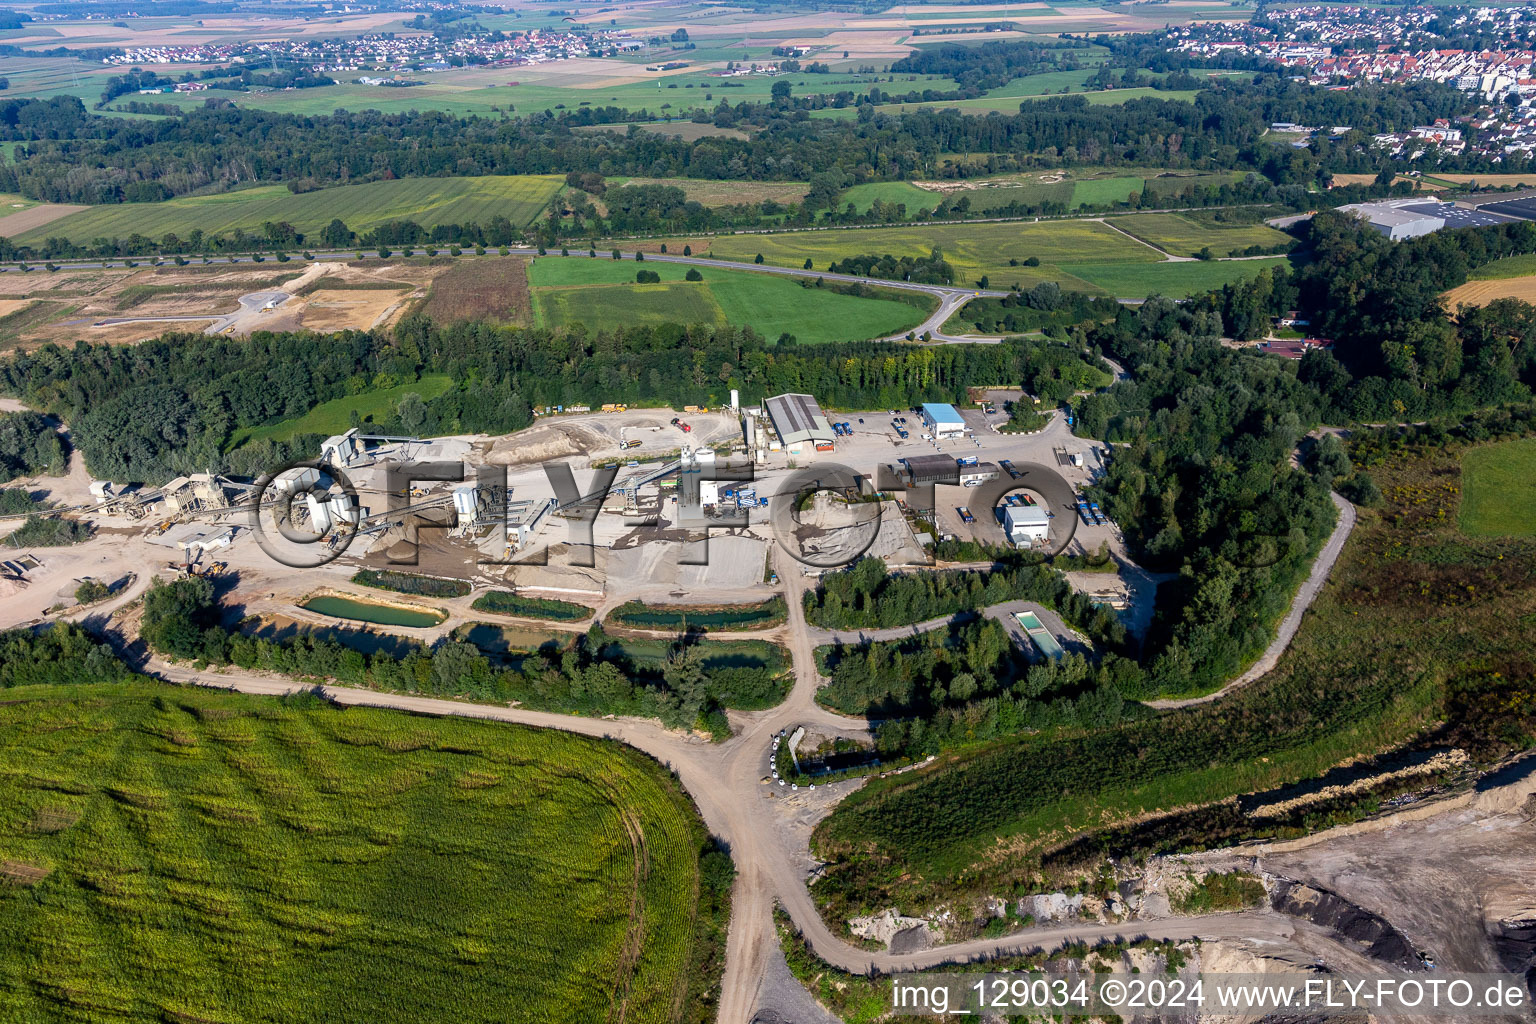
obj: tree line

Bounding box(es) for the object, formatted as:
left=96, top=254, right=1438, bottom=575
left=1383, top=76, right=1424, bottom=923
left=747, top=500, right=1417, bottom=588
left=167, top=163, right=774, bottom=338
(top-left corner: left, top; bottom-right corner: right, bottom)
left=0, top=320, right=1049, bottom=484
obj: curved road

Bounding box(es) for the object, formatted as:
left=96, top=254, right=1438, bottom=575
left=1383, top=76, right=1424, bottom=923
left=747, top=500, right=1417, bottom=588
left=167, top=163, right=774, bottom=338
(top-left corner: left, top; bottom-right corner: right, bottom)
left=110, top=516, right=1355, bottom=1022
left=1147, top=491, right=1355, bottom=710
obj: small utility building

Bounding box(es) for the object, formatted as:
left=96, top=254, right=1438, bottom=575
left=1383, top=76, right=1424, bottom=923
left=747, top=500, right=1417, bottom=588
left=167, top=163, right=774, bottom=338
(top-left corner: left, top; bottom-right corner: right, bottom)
left=920, top=402, right=967, bottom=439
left=1004, top=504, right=1049, bottom=547
left=765, top=393, right=835, bottom=455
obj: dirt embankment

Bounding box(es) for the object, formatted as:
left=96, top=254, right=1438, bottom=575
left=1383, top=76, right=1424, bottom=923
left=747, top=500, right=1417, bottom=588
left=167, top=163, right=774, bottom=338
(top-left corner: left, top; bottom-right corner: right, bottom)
left=1267, top=878, right=1423, bottom=970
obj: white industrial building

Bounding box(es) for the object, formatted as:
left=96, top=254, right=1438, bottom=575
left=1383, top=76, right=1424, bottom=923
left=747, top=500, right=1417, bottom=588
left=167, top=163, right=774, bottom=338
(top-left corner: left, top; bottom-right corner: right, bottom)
left=920, top=402, right=967, bottom=439
left=764, top=393, right=835, bottom=455
left=1338, top=201, right=1444, bottom=241
left=1004, top=504, right=1050, bottom=547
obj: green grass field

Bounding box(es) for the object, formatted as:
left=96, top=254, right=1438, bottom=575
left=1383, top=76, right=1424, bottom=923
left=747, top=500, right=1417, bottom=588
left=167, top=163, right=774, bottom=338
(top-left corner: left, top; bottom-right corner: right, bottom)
left=1069, top=175, right=1145, bottom=208
left=838, top=181, right=938, bottom=215
left=613, top=177, right=809, bottom=208
left=1459, top=437, right=1536, bottom=537
left=660, top=219, right=1292, bottom=298
left=1468, top=253, right=1536, bottom=280
left=1110, top=212, right=1294, bottom=258
left=0, top=682, right=718, bottom=1024
left=527, top=257, right=930, bottom=342
left=108, top=68, right=951, bottom=121
left=1062, top=256, right=1292, bottom=297
left=16, top=176, right=563, bottom=246
left=228, top=375, right=453, bottom=449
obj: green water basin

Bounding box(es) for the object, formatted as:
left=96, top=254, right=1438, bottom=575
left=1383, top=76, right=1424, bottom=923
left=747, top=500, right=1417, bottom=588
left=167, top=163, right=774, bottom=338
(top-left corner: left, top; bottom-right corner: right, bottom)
left=301, top=595, right=445, bottom=628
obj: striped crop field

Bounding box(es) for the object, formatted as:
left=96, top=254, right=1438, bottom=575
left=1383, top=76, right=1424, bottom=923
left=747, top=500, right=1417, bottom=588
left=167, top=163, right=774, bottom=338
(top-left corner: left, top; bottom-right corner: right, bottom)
left=14, top=175, right=564, bottom=246
left=0, top=682, right=723, bottom=1024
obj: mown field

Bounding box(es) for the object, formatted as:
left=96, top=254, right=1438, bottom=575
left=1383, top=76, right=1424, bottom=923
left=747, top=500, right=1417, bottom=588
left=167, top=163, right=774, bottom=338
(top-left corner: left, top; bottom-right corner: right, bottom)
left=1064, top=256, right=1291, bottom=297
left=527, top=256, right=931, bottom=342
left=613, top=177, right=810, bottom=208
left=0, top=682, right=722, bottom=1024
left=656, top=219, right=1288, bottom=298
left=841, top=169, right=1252, bottom=220
left=809, top=435, right=1536, bottom=919
left=15, top=175, right=564, bottom=246
left=1459, top=437, right=1536, bottom=537
left=1110, top=212, right=1294, bottom=257
left=227, top=374, right=453, bottom=449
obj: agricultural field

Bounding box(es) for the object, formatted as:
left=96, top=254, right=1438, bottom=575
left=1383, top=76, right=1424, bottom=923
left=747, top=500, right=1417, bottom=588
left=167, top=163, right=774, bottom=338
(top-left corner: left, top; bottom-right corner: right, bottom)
left=613, top=178, right=811, bottom=208
left=1459, top=437, right=1536, bottom=537
left=841, top=168, right=1172, bottom=217
left=1465, top=253, right=1536, bottom=281
left=1442, top=273, right=1536, bottom=308
left=112, top=64, right=938, bottom=121
left=1108, top=212, right=1295, bottom=258
left=13, top=176, right=564, bottom=247
left=651, top=218, right=1289, bottom=298
left=1062, top=256, right=1291, bottom=297
left=0, top=194, right=88, bottom=238
left=420, top=258, right=532, bottom=325
left=0, top=681, right=723, bottom=1024
left=810, top=439, right=1536, bottom=917
left=527, top=256, right=931, bottom=342
left=838, top=181, right=939, bottom=215
left=228, top=375, right=453, bottom=449
left=665, top=219, right=1156, bottom=292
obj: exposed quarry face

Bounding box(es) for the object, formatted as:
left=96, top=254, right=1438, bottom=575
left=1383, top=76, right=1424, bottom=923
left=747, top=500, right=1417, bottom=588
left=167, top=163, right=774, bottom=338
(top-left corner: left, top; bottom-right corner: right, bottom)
left=1484, top=895, right=1536, bottom=996
left=1267, top=878, right=1425, bottom=972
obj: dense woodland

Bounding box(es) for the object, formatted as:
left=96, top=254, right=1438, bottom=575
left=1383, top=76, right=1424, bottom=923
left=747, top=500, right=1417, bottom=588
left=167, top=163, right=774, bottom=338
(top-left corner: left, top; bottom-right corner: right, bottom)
left=0, top=74, right=1480, bottom=210
left=0, top=409, right=65, bottom=482
left=0, top=323, right=1042, bottom=482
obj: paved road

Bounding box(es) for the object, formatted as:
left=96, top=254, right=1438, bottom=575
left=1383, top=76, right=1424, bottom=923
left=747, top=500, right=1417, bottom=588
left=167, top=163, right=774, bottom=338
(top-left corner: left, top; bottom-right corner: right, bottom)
left=1147, top=491, right=1356, bottom=710
left=93, top=289, right=292, bottom=335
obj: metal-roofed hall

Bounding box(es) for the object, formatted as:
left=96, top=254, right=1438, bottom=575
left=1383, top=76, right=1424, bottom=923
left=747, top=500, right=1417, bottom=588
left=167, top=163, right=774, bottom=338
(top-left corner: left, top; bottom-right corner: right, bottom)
left=764, top=393, right=835, bottom=455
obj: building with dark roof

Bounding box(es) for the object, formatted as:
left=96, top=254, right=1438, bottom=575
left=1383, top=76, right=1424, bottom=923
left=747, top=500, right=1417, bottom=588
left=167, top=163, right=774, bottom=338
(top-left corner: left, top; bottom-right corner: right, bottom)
left=764, top=393, right=834, bottom=454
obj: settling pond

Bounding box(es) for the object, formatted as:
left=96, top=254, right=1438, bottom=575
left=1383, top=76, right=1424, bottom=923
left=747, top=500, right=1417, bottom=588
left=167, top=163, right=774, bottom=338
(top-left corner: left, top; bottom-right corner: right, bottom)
left=301, top=595, right=445, bottom=628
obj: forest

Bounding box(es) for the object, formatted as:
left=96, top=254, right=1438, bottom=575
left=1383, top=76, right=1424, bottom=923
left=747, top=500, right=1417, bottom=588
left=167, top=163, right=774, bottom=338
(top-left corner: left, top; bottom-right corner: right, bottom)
left=0, top=322, right=1041, bottom=483
left=0, top=76, right=1482, bottom=209
left=0, top=409, right=65, bottom=482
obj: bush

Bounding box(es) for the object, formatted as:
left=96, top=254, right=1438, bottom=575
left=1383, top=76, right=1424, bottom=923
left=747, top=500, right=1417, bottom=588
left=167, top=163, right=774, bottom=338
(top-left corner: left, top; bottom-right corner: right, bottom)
left=685, top=268, right=703, bottom=282
left=74, top=579, right=112, bottom=604
left=351, top=569, right=470, bottom=599
left=636, top=269, right=661, bottom=284
left=470, top=591, right=593, bottom=621
left=4, top=515, right=89, bottom=548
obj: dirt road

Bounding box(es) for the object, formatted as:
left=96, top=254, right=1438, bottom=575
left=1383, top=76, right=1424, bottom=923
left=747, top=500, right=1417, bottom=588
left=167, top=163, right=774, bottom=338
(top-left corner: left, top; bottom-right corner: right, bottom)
left=1148, top=491, right=1356, bottom=710
left=124, top=547, right=1324, bottom=1024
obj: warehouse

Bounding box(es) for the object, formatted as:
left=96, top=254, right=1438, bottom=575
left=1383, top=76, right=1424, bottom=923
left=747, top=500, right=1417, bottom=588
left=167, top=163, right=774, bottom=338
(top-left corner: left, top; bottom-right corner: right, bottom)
left=895, top=454, right=960, bottom=486
left=1004, top=504, right=1050, bottom=547
left=920, top=402, right=967, bottom=439
left=764, top=393, right=835, bottom=455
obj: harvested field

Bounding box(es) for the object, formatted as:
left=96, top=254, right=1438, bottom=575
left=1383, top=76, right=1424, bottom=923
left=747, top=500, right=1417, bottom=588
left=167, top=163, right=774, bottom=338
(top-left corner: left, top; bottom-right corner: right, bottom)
left=1433, top=173, right=1536, bottom=187
left=1329, top=173, right=1440, bottom=191
left=0, top=202, right=88, bottom=237
left=1442, top=275, right=1536, bottom=308
left=617, top=177, right=809, bottom=207
left=420, top=257, right=531, bottom=324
